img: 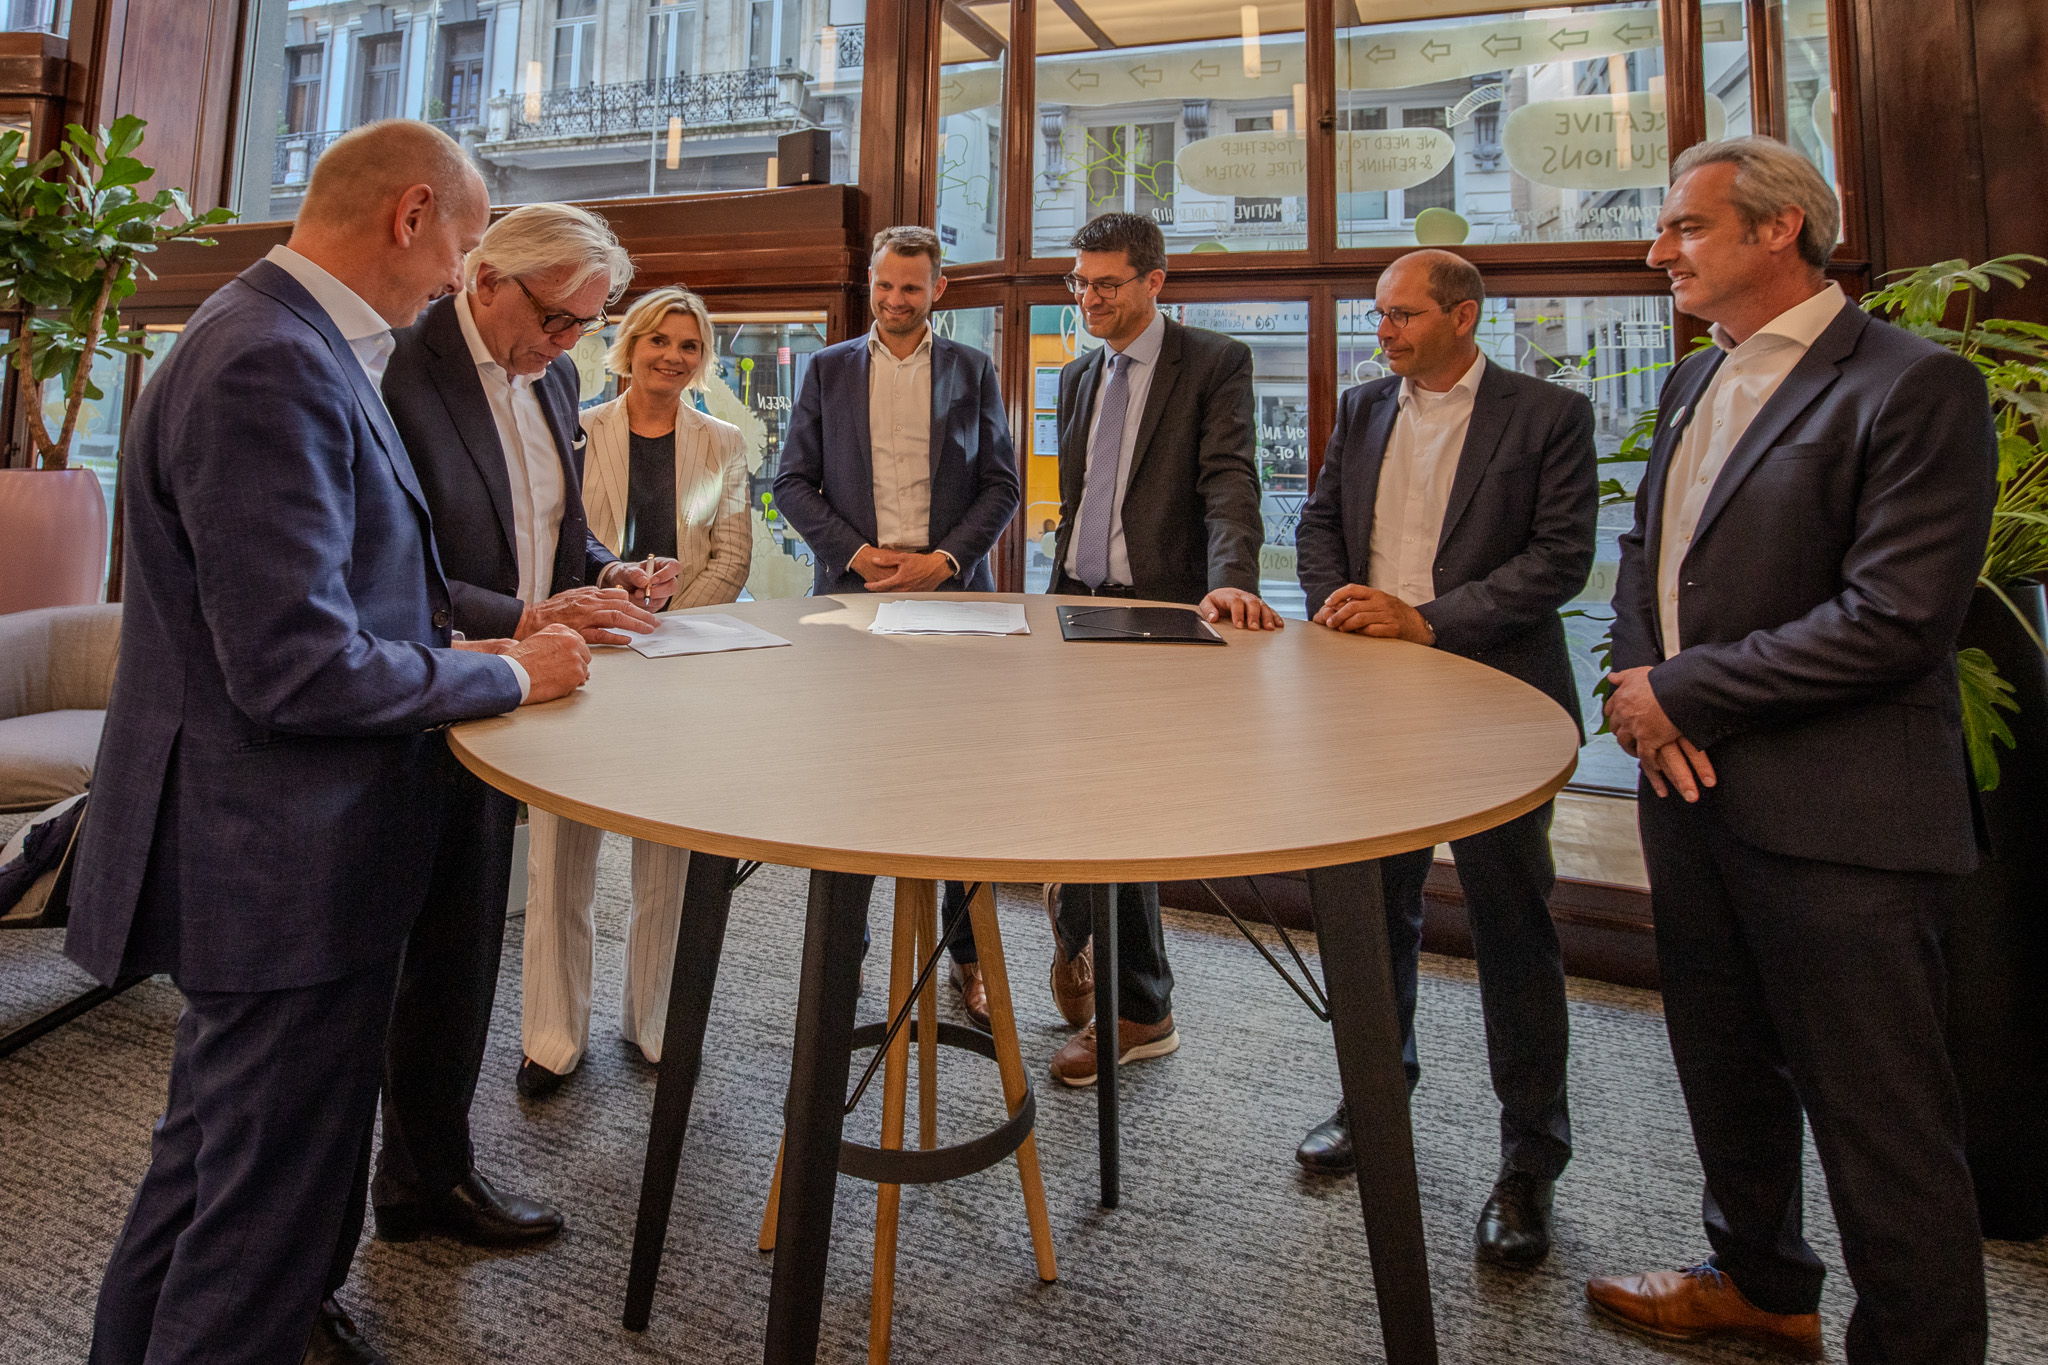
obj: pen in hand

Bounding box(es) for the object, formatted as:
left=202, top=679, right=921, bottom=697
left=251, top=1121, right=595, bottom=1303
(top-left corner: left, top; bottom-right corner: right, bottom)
left=637, top=553, right=656, bottom=610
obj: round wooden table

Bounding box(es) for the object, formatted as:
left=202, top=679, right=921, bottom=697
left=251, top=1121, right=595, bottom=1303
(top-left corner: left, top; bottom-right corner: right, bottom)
left=449, top=592, right=1580, bottom=1365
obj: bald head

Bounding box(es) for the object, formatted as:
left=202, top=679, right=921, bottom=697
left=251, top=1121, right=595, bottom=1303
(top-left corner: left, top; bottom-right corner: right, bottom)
left=287, top=120, right=491, bottom=327
left=298, top=120, right=484, bottom=231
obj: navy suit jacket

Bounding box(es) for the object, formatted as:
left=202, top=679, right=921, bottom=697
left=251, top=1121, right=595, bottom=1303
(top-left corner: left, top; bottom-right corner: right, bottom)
left=64, top=261, right=524, bottom=993
left=1050, top=318, right=1263, bottom=604
left=1611, top=301, right=1996, bottom=874
left=772, top=333, right=1019, bottom=594
left=382, top=295, right=614, bottom=638
left=1297, top=360, right=1598, bottom=726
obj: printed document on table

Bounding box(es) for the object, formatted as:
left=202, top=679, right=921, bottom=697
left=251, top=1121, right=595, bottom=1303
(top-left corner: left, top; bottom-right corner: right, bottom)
left=868, top=600, right=1030, bottom=636
left=628, top=614, right=792, bottom=658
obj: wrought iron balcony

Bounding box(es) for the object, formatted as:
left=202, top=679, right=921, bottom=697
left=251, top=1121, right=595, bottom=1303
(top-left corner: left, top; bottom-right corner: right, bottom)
left=831, top=23, right=864, bottom=71
left=509, top=69, right=785, bottom=142
left=273, top=128, right=344, bottom=187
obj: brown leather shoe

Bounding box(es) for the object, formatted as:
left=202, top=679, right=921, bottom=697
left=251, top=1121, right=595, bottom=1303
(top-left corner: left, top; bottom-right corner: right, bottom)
left=1049, top=1014, right=1179, bottom=1087
left=1041, top=883, right=1094, bottom=1028
left=1586, top=1264, right=1822, bottom=1360
left=949, top=959, right=991, bottom=1031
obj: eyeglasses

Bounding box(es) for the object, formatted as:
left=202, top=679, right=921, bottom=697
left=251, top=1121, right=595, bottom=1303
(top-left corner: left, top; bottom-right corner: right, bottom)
left=1062, top=272, right=1142, bottom=299
left=1363, top=305, right=1452, bottom=330
left=513, top=278, right=606, bottom=338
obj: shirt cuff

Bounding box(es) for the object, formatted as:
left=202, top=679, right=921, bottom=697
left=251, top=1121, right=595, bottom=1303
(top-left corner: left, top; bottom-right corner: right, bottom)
left=497, top=655, right=531, bottom=703
left=935, top=549, right=959, bottom=577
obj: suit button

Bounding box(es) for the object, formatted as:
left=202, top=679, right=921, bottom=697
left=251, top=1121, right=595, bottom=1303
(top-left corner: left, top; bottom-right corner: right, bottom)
left=432, top=609, right=451, bottom=630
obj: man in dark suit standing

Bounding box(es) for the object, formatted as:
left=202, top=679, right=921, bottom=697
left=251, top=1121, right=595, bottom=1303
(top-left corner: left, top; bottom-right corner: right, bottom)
left=62, top=121, right=590, bottom=1365
left=372, top=202, right=660, bottom=1231
left=1292, top=249, right=1597, bottom=1265
left=1041, top=212, right=1279, bottom=1087
left=1589, top=137, right=1993, bottom=1363
left=773, top=223, right=1020, bottom=1025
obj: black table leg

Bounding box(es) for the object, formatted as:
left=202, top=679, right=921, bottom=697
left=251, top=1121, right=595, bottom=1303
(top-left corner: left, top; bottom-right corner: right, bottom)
left=1083, top=882, right=1120, bottom=1209
left=624, top=851, right=738, bottom=1331
left=763, top=868, right=875, bottom=1364
left=1306, top=860, right=1438, bottom=1365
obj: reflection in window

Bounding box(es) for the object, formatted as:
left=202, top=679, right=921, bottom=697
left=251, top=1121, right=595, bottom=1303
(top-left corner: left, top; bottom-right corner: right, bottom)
left=1032, top=2, right=1309, bottom=256
left=1768, top=0, right=1837, bottom=188
left=234, top=0, right=867, bottom=222
left=1023, top=301, right=1307, bottom=614
left=1335, top=3, right=1705, bottom=248
left=935, top=4, right=1008, bottom=264
left=1338, top=294, right=1676, bottom=789
left=1, top=0, right=64, bottom=36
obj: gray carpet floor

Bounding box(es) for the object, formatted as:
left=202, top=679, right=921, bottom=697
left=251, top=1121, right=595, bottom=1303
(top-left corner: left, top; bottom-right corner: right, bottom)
left=2, top=821, right=2043, bottom=1364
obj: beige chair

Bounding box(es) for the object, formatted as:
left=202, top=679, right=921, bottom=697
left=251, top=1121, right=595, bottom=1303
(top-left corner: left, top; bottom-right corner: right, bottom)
left=0, top=603, right=121, bottom=814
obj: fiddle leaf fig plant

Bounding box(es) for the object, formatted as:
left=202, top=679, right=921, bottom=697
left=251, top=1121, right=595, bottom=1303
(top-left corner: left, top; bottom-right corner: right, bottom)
left=0, top=114, right=235, bottom=470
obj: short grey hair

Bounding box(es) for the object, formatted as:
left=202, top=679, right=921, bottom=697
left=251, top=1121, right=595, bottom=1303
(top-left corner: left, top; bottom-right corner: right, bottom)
left=465, top=202, right=634, bottom=301
left=606, top=286, right=716, bottom=388
left=1671, top=136, right=1839, bottom=270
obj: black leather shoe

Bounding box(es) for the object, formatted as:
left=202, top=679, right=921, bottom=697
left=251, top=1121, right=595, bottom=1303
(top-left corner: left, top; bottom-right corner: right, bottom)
left=1476, top=1169, right=1555, bottom=1265
left=517, top=1057, right=565, bottom=1099
left=302, top=1298, right=387, bottom=1365
left=1295, top=1102, right=1355, bottom=1174
left=373, top=1169, right=564, bottom=1247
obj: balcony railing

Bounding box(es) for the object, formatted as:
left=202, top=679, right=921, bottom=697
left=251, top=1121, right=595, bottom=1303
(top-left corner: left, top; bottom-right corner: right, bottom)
left=508, top=69, right=784, bottom=141
left=274, top=128, right=344, bottom=187
left=831, top=23, right=864, bottom=71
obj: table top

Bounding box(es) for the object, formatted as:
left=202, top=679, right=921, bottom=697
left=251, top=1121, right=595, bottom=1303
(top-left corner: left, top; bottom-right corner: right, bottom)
left=447, top=593, right=1580, bottom=880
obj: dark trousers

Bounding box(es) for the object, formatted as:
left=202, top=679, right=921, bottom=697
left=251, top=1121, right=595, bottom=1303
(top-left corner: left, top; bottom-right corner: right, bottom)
left=1638, top=790, right=1987, bottom=1364
left=1054, top=882, right=1175, bottom=1025
left=89, top=957, right=401, bottom=1365
left=367, top=773, right=517, bottom=1214
left=1378, top=801, right=1571, bottom=1180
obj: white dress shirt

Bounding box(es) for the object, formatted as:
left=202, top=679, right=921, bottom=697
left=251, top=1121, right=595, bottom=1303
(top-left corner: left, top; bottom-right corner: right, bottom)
left=866, top=324, right=935, bottom=557
left=262, top=246, right=527, bottom=698
left=456, top=291, right=566, bottom=607
left=1063, top=310, right=1167, bottom=587
left=1368, top=350, right=1486, bottom=607
left=1657, top=282, right=1846, bottom=656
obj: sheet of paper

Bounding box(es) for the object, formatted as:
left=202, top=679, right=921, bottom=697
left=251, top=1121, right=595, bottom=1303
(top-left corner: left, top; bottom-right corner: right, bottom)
left=868, top=600, right=1030, bottom=636
left=627, top=613, right=792, bottom=658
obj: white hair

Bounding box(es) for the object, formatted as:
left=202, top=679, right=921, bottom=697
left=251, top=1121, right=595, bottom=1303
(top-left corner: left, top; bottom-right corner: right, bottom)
left=464, top=202, right=633, bottom=301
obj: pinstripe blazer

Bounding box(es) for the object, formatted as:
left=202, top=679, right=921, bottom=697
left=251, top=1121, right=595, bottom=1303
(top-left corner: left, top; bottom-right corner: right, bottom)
left=580, top=395, right=753, bottom=608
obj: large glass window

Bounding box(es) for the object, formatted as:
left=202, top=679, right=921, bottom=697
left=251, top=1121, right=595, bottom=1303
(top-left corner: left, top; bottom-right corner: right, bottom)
left=1, top=0, right=65, bottom=35
left=1023, top=298, right=1308, bottom=613
left=1769, top=0, right=1837, bottom=189
left=1335, top=3, right=1706, bottom=248
left=1337, top=293, right=1676, bottom=789
left=1032, top=2, right=1310, bottom=257
left=935, top=6, right=1008, bottom=264
left=235, top=0, right=867, bottom=222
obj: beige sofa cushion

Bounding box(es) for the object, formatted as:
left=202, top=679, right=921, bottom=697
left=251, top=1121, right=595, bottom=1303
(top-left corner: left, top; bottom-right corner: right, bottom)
left=0, top=603, right=121, bottom=719
left=0, top=709, right=106, bottom=811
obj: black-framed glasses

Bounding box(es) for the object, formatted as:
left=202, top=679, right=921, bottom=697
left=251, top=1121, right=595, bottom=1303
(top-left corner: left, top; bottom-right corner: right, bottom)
left=1363, top=305, right=1452, bottom=330
left=1062, top=272, right=1141, bottom=299
left=513, top=278, right=606, bottom=338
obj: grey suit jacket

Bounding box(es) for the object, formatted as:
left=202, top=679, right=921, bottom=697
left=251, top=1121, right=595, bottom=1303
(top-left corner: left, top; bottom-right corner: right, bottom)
left=1611, top=301, right=1997, bottom=874
left=1296, top=359, right=1598, bottom=726
left=1050, top=317, right=1263, bottom=604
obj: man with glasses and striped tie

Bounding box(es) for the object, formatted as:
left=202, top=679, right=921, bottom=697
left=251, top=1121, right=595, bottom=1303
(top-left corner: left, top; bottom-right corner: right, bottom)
left=1041, top=211, right=1279, bottom=1088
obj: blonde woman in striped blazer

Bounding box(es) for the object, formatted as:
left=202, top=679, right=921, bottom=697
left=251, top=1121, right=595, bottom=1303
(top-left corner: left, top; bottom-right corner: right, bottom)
left=519, top=287, right=750, bottom=1097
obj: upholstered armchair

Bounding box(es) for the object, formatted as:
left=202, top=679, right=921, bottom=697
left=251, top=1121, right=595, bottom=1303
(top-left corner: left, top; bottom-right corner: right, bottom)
left=0, top=603, right=120, bottom=814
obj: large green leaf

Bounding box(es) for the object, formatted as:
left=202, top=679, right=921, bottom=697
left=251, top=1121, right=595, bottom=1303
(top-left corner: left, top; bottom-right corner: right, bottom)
left=1958, top=646, right=2019, bottom=792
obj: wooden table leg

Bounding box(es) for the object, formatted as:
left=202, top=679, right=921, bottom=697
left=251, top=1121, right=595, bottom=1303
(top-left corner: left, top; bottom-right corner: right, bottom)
left=965, top=883, right=1058, bottom=1282
left=1305, top=860, right=1439, bottom=1365
left=764, top=868, right=875, bottom=1364
left=1082, top=882, right=1120, bottom=1209
left=869, top=879, right=928, bottom=1363
left=624, top=851, right=738, bottom=1331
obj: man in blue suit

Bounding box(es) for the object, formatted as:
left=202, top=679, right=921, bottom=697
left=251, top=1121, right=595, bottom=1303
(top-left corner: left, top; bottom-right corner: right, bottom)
left=773, top=224, right=1020, bottom=1023
left=63, top=121, right=591, bottom=1365
left=1293, top=249, right=1597, bottom=1266
left=1589, top=138, right=1993, bottom=1363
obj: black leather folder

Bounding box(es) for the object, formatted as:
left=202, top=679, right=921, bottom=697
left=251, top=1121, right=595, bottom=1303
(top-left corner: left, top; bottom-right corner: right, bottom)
left=1055, top=605, right=1225, bottom=644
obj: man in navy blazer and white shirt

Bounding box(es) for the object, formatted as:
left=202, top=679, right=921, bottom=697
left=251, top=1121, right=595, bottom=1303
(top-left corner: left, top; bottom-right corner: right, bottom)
left=372, top=203, right=660, bottom=1238
left=773, top=224, right=1020, bottom=1023
left=1293, top=249, right=1597, bottom=1266
left=1590, top=138, right=1994, bottom=1363
left=62, top=122, right=590, bottom=1365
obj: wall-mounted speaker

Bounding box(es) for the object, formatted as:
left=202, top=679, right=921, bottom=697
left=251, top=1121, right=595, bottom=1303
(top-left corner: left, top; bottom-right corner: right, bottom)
left=776, top=129, right=831, bottom=186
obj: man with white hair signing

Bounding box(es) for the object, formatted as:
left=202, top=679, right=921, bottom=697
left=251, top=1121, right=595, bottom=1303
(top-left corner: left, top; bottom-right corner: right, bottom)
left=366, top=203, right=661, bottom=1275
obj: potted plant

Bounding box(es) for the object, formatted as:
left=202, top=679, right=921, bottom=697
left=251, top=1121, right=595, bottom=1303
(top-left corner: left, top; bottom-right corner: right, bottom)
left=1865, top=255, right=2048, bottom=1241
left=0, top=114, right=232, bottom=613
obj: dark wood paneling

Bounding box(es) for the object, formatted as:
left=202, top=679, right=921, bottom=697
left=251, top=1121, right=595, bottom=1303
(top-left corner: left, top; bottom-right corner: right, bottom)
left=89, top=0, right=242, bottom=212
left=1968, top=0, right=2048, bottom=324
